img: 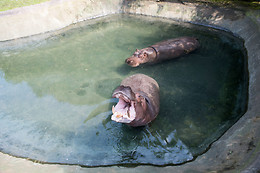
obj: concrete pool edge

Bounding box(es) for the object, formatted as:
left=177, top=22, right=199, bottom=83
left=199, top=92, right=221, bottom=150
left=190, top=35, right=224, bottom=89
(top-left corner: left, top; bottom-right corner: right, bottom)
left=0, top=0, right=123, bottom=41
left=0, top=0, right=259, bottom=172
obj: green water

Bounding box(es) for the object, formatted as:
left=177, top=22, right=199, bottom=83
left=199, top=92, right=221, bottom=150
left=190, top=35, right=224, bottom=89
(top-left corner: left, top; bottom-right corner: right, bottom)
left=0, top=14, right=248, bottom=166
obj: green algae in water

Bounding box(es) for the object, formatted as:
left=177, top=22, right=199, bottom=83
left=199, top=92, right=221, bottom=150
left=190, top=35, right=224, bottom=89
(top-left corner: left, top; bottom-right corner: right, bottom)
left=0, top=15, right=248, bottom=166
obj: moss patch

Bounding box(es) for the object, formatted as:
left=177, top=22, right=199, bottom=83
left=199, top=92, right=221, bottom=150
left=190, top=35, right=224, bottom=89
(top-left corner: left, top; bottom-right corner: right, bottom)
left=0, top=0, right=50, bottom=12
left=164, top=0, right=260, bottom=10
left=205, top=0, right=260, bottom=10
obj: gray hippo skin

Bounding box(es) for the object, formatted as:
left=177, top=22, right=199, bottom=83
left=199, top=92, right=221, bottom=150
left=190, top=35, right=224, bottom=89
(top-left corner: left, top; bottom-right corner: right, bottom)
left=125, top=37, right=199, bottom=67
left=111, top=74, right=160, bottom=127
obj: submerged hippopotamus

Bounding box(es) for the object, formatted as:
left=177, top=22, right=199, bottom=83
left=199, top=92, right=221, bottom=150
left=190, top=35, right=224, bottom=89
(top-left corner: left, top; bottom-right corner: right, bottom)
left=111, top=74, right=160, bottom=127
left=125, top=37, right=199, bottom=67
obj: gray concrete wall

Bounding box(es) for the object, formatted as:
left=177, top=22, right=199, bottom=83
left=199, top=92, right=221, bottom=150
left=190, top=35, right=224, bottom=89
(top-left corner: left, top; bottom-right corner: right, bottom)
left=0, top=0, right=259, bottom=172
left=0, top=0, right=123, bottom=41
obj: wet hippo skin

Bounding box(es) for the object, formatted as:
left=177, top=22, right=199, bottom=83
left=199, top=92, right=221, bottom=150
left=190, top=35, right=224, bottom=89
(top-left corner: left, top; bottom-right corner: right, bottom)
left=125, top=37, right=199, bottom=67
left=111, top=74, right=160, bottom=127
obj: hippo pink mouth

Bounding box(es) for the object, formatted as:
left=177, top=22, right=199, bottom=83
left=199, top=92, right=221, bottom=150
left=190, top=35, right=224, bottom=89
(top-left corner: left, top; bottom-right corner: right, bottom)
left=111, top=92, right=136, bottom=124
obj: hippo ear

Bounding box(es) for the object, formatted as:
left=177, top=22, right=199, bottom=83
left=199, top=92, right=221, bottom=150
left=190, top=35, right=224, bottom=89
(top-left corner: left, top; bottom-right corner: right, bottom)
left=135, top=49, right=140, bottom=52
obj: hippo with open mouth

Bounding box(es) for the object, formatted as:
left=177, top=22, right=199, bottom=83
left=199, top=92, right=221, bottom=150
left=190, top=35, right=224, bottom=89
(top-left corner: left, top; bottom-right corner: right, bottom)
left=125, top=37, right=199, bottom=67
left=111, top=74, right=160, bottom=127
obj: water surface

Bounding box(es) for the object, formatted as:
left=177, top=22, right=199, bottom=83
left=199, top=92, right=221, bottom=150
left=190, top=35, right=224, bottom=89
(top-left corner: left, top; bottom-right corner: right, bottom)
left=0, top=14, right=248, bottom=166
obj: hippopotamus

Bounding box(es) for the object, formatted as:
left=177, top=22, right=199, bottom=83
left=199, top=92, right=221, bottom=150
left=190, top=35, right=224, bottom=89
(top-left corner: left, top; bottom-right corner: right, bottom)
left=111, top=74, right=160, bottom=127
left=125, top=37, right=199, bottom=67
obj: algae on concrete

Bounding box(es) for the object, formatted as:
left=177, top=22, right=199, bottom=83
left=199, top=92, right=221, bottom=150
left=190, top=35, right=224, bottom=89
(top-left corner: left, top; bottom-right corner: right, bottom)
left=0, top=0, right=50, bottom=11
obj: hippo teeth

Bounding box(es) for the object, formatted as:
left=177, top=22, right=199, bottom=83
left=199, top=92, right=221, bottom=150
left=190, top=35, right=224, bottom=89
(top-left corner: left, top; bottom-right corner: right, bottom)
left=111, top=98, right=136, bottom=123
left=112, top=105, right=128, bottom=118
left=112, top=105, right=115, bottom=114
left=116, top=114, right=123, bottom=118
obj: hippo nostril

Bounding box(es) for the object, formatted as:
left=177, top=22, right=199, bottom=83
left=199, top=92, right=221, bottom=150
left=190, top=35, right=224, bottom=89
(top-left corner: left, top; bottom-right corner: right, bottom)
left=125, top=59, right=133, bottom=64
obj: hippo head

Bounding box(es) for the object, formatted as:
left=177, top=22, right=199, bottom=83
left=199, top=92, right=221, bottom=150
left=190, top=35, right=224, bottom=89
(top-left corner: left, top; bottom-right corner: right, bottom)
left=111, top=85, right=150, bottom=126
left=125, top=48, right=156, bottom=67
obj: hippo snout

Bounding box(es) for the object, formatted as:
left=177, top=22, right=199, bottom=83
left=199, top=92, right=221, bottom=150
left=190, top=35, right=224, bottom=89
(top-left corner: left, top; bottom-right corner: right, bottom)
left=125, top=57, right=139, bottom=67
left=125, top=58, right=132, bottom=65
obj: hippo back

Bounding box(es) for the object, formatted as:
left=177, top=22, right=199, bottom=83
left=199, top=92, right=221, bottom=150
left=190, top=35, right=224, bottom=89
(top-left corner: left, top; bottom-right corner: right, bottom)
left=150, top=37, right=199, bottom=61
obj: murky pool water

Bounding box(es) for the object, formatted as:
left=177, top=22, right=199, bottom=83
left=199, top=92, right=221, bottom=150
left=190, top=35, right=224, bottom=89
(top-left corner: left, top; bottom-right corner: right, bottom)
left=0, top=14, right=248, bottom=166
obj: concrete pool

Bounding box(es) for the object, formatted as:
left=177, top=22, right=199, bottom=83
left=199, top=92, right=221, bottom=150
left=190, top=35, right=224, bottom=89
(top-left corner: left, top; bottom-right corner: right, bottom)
left=0, top=0, right=259, bottom=172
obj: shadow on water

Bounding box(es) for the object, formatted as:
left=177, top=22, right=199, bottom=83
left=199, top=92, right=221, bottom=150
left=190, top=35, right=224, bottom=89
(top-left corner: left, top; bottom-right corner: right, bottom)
left=83, top=98, right=117, bottom=123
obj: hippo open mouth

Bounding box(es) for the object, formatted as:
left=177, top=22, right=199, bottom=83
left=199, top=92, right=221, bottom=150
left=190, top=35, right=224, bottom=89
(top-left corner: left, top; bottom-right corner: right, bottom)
left=111, top=87, right=136, bottom=124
